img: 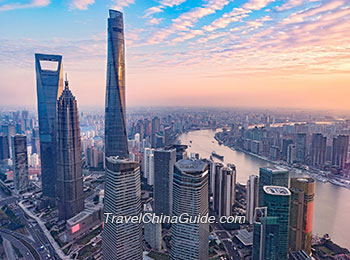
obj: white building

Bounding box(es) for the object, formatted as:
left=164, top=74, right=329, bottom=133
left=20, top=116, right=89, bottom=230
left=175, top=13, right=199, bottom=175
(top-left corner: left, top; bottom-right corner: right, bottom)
left=143, top=148, right=155, bottom=185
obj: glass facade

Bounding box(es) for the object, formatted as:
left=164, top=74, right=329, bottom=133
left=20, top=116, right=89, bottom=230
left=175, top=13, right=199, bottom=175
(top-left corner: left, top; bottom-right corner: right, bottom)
left=35, top=53, right=63, bottom=199
left=105, top=10, right=129, bottom=158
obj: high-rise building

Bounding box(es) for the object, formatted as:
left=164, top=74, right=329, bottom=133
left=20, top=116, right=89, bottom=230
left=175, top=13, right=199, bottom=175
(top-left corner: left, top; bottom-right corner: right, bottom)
left=310, top=133, right=326, bottom=167
left=246, top=175, right=259, bottom=224
left=258, top=166, right=289, bottom=206
left=153, top=148, right=176, bottom=216
left=296, top=133, right=307, bottom=163
left=171, top=159, right=209, bottom=260
left=2, top=124, right=16, bottom=158
left=253, top=186, right=291, bottom=260
left=332, top=135, right=349, bottom=169
left=287, top=144, right=296, bottom=164
left=151, top=116, right=160, bottom=148
left=104, top=10, right=129, bottom=159
left=11, top=135, right=29, bottom=192
left=282, top=139, right=293, bottom=161
left=289, top=178, right=315, bottom=255
left=0, top=135, right=9, bottom=160
left=103, top=157, right=143, bottom=260
left=56, top=79, right=84, bottom=221
left=213, top=162, right=224, bottom=212
left=35, top=53, right=63, bottom=199
left=144, top=203, right=162, bottom=251
left=143, top=148, right=154, bottom=185
left=218, top=166, right=236, bottom=217
left=31, top=128, right=40, bottom=155
left=253, top=207, right=279, bottom=260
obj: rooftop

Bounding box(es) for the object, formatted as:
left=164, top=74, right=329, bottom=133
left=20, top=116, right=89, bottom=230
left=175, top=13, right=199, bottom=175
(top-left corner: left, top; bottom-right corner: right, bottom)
left=261, top=166, right=289, bottom=174
left=235, top=229, right=253, bottom=246
left=175, top=159, right=207, bottom=173
left=263, top=186, right=291, bottom=196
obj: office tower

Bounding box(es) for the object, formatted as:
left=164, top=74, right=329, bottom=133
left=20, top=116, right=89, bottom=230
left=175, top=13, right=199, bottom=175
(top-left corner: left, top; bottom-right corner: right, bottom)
left=12, top=135, right=29, bottom=192
left=258, top=166, right=289, bottom=206
left=144, top=118, right=152, bottom=138
left=104, top=10, right=129, bottom=159
left=153, top=148, right=176, bottom=216
left=144, top=204, right=162, bottom=251
left=282, top=139, right=293, bottom=160
left=56, top=79, right=84, bottom=221
left=151, top=116, right=160, bottom=148
left=2, top=124, right=16, bottom=158
left=332, top=135, right=349, bottom=168
left=31, top=128, right=40, bottom=155
left=287, top=144, right=296, bottom=164
left=246, top=175, right=259, bottom=224
left=165, top=144, right=188, bottom=161
left=289, top=178, right=315, bottom=255
left=218, top=166, right=236, bottom=217
left=103, top=157, right=143, bottom=260
left=213, top=162, right=224, bottom=212
left=253, top=207, right=279, bottom=260
left=171, top=159, right=209, bottom=260
left=253, top=186, right=291, bottom=260
left=35, top=53, right=63, bottom=199
left=143, top=148, right=154, bottom=185
left=296, top=133, right=307, bottom=163
left=0, top=135, right=10, bottom=160
left=310, top=133, right=326, bottom=167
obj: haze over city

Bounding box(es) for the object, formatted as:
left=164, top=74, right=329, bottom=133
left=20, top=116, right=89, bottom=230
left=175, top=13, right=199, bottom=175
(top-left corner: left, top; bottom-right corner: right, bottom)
left=0, top=0, right=349, bottom=110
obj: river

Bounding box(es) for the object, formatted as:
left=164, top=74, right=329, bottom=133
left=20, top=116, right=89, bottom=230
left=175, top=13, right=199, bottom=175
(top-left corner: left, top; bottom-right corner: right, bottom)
left=179, top=129, right=350, bottom=249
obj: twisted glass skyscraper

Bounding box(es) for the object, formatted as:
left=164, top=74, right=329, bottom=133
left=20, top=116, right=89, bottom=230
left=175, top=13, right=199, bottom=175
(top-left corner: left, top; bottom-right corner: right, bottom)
left=105, top=9, right=129, bottom=158
left=35, top=53, right=63, bottom=199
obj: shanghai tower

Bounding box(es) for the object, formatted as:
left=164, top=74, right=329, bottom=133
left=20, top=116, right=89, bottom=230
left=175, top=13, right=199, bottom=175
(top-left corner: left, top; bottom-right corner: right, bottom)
left=105, top=9, right=129, bottom=158
left=56, top=77, right=84, bottom=221
left=35, top=53, right=63, bottom=200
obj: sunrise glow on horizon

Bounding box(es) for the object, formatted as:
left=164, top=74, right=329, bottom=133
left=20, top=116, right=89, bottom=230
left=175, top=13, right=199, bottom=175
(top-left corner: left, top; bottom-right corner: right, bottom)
left=0, top=0, right=349, bottom=110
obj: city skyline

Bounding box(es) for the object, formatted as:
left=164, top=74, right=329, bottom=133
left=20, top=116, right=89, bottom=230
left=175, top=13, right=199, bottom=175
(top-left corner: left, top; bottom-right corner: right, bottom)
left=0, top=0, right=349, bottom=110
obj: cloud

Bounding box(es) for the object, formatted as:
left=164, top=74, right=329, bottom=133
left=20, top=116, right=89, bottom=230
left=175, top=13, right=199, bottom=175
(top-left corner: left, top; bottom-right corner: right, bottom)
left=0, top=0, right=50, bottom=11
left=144, top=0, right=186, bottom=18
left=243, top=0, right=276, bottom=11
left=69, top=0, right=95, bottom=10
left=147, top=18, right=163, bottom=25
left=111, top=0, right=135, bottom=11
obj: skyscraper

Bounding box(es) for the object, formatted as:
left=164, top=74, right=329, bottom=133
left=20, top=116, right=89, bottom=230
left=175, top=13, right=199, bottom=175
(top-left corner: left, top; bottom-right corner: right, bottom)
left=332, top=135, right=349, bottom=169
left=253, top=186, right=291, bottom=260
left=258, top=166, right=289, bottom=206
left=151, top=116, right=160, bottom=148
left=143, top=147, right=154, bottom=185
left=246, top=174, right=259, bottom=224
left=218, top=166, right=236, bottom=217
left=56, top=78, right=84, bottom=221
left=104, top=10, right=129, bottom=159
left=0, top=135, right=9, bottom=160
left=310, top=133, right=326, bottom=167
left=35, top=53, right=63, bottom=199
left=2, top=124, right=16, bottom=159
left=153, top=148, right=176, bottom=216
left=289, top=178, right=315, bottom=255
left=103, top=157, right=143, bottom=260
left=12, top=135, right=29, bottom=192
left=213, top=162, right=224, bottom=212
left=296, top=133, right=307, bottom=163
left=171, top=159, right=209, bottom=260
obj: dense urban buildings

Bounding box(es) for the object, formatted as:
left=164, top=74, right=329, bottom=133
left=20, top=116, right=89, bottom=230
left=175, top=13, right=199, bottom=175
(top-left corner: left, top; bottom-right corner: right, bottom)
left=35, top=53, right=63, bottom=200
left=104, top=10, right=129, bottom=159
left=11, top=135, right=29, bottom=192
left=102, top=157, right=143, bottom=260
left=289, top=178, right=315, bottom=255
left=153, top=148, right=176, bottom=216
left=332, top=135, right=349, bottom=169
left=171, top=159, right=209, bottom=260
left=310, top=133, right=326, bottom=167
left=56, top=79, right=84, bottom=221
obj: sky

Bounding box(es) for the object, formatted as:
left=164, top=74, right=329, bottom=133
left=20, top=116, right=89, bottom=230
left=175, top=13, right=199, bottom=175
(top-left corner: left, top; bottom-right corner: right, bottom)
left=0, top=0, right=349, bottom=110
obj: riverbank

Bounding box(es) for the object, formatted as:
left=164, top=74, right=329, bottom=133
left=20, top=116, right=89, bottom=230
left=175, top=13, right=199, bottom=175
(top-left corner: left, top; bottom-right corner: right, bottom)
left=214, top=132, right=350, bottom=189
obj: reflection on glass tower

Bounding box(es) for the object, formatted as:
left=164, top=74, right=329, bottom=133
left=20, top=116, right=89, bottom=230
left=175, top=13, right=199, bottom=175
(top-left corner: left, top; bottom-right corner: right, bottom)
left=35, top=53, right=63, bottom=200
left=105, top=9, right=129, bottom=158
